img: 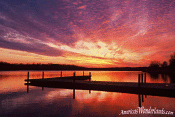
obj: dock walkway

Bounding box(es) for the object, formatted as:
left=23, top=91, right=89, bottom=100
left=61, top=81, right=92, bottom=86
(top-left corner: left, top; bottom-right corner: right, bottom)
left=25, top=76, right=175, bottom=98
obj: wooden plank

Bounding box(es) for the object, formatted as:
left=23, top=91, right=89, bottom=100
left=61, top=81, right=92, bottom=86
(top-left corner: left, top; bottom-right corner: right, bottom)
left=25, top=76, right=91, bottom=82
left=25, top=78, right=175, bottom=98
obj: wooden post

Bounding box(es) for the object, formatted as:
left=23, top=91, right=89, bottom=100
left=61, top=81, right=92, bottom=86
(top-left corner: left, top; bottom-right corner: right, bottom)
left=138, top=74, right=140, bottom=87
left=73, top=72, right=75, bottom=77
left=141, top=73, right=143, bottom=84
left=27, top=72, right=29, bottom=82
left=144, top=73, right=146, bottom=83
left=27, top=72, right=29, bottom=93
left=83, top=71, right=84, bottom=76
left=89, top=72, right=91, bottom=77
left=42, top=72, right=44, bottom=79
left=61, top=71, right=62, bottom=77
left=89, top=72, right=92, bottom=81
left=73, top=72, right=75, bottom=82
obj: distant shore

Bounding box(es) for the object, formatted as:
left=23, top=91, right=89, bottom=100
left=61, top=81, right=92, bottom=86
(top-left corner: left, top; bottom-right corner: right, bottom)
left=0, top=61, right=147, bottom=71
left=0, top=62, right=174, bottom=74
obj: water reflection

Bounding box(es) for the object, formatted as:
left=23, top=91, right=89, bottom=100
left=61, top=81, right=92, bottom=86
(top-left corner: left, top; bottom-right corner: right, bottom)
left=1, top=86, right=175, bottom=116
left=26, top=84, right=92, bottom=100
left=161, top=74, right=168, bottom=82
left=138, top=94, right=141, bottom=107
left=73, top=89, right=75, bottom=99
left=138, top=94, right=148, bottom=107
left=169, top=74, right=175, bottom=83
left=27, top=85, right=29, bottom=93
left=26, top=84, right=162, bottom=108
left=0, top=71, right=175, bottom=116
left=149, top=73, right=159, bottom=79
left=148, top=72, right=175, bottom=83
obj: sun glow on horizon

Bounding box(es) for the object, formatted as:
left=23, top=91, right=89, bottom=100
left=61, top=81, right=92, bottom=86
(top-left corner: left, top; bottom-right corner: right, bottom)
left=0, top=0, right=174, bottom=67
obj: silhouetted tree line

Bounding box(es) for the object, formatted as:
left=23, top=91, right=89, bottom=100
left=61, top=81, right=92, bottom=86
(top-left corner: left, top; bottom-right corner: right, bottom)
left=147, top=52, right=175, bottom=74
left=0, top=61, right=149, bottom=71
left=0, top=62, right=87, bottom=71
left=1, top=52, right=174, bottom=71
left=86, top=67, right=147, bottom=71
left=145, top=52, right=175, bottom=83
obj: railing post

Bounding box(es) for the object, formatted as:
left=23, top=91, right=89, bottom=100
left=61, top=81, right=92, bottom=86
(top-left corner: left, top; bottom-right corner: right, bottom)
left=61, top=71, right=62, bottom=77
left=42, top=71, right=44, bottom=79
left=73, top=72, right=75, bottom=82
left=141, top=73, right=143, bottom=84
left=83, top=71, right=84, bottom=76
left=138, top=74, right=140, bottom=87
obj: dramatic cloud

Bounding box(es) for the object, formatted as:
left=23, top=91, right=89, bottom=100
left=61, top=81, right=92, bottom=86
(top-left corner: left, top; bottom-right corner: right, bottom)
left=0, top=0, right=175, bottom=67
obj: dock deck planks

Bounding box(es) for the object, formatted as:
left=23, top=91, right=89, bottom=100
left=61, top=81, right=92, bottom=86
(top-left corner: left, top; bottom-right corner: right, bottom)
left=25, top=76, right=175, bottom=98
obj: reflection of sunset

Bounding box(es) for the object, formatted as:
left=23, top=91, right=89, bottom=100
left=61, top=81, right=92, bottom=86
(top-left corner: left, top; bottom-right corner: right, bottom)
left=91, top=71, right=142, bottom=82
left=0, top=71, right=37, bottom=93
left=0, top=71, right=172, bottom=95
left=2, top=87, right=175, bottom=116
left=0, top=71, right=174, bottom=116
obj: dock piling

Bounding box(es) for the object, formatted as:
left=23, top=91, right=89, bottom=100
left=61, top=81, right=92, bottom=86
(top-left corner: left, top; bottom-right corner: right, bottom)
left=27, top=72, right=29, bottom=82
left=42, top=72, right=44, bottom=79
left=89, top=72, right=91, bottom=77
left=144, top=73, right=146, bottom=83
left=73, top=72, right=76, bottom=77
left=138, top=74, right=140, bottom=87
left=141, top=73, right=143, bottom=84
left=73, top=72, right=75, bottom=82
left=27, top=72, right=29, bottom=93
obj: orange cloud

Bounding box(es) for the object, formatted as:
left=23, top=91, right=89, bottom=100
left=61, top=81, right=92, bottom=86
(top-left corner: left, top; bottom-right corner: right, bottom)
left=77, top=5, right=87, bottom=9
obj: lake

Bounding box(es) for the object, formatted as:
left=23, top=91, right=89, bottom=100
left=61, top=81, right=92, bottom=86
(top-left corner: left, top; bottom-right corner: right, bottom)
left=0, top=71, right=174, bottom=117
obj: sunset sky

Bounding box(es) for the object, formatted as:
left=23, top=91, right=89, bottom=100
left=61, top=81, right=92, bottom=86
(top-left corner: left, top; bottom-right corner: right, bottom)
left=0, top=0, right=175, bottom=67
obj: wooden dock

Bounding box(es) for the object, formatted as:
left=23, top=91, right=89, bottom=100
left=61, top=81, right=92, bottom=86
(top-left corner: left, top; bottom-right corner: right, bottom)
left=25, top=76, right=175, bottom=98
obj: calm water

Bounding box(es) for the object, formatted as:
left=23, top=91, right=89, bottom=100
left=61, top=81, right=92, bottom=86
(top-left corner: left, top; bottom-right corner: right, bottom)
left=0, top=71, right=174, bottom=117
